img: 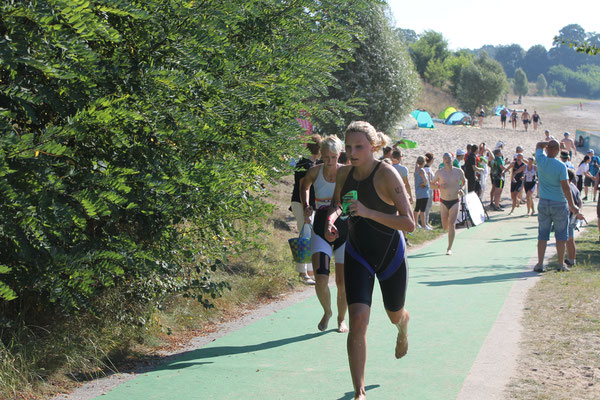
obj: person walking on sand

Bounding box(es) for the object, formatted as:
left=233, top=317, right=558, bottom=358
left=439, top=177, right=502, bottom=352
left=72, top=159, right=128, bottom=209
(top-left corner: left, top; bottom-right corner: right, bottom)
left=300, top=136, right=349, bottom=333
left=533, top=140, right=583, bottom=272
left=290, top=134, right=322, bottom=284
left=523, top=157, right=537, bottom=215
left=560, top=132, right=577, bottom=159
left=325, top=121, right=414, bottom=400
left=511, top=109, right=518, bottom=130
left=521, top=109, right=531, bottom=132
left=500, top=107, right=508, bottom=129
left=430, top=153, right=466, bottom=255
left=532, top=110, right=541, bottom=131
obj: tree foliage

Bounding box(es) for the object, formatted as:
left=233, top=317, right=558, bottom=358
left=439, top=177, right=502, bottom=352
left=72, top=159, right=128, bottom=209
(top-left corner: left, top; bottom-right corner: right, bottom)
left=318, top=4, right=419, bottom=135
left=455, top=53, right=507, bottom=113
left=0, top=0, right=364, bottom=319
left=513, top=68, right=529, bottom=96
left=409, top=31, right=450, bottom=80
left=536, top=74, right=548, bottom=96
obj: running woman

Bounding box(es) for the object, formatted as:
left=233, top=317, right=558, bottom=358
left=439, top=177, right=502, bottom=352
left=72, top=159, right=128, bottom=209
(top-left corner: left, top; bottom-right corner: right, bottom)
left=523, top=156, right=538, bottom=215
left=325, top=121, right=414, bottom=400
left=301, top=135, right=349, bottom=333
left=430, top=152, right=466, bottom=255
left=508, top=153, right=526, bottom=214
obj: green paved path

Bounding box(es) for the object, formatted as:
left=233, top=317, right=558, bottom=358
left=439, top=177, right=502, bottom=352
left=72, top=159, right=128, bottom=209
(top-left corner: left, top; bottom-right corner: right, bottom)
left=96, top=212, right=541, bottom=400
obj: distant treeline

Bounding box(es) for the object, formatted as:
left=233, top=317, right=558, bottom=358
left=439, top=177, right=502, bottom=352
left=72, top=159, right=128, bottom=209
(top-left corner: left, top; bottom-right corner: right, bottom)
left=398, top=24, right=600, bottom=99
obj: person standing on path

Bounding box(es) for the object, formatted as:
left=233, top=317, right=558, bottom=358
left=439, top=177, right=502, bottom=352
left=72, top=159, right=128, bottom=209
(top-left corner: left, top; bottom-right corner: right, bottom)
left=534, top=140, right=583, bottom=272
left=523, top=156, right=537, bottom=215
left=489, top=148, right=510, bottom=211
left=413, top=156, right=431, bottom=229
left=430, top=152, right=466, bottom=255
left=301, top=136, right=349, bottom=333
left=325, top=121, right=414, bottom=400
left=423, top=153, right=435, bottom=229
left=585, top=149, right=600, bottom=201
left=464, top=144, right=482, bottom=194
left=477, top=143, right=492, bottom=200
left=391, top=150, right=412, bottom=205
left=290, top=134, right=322, bottom=284
left=508, top=153, right=526, bottom=215
left=576, top=155, right=592, bottom=193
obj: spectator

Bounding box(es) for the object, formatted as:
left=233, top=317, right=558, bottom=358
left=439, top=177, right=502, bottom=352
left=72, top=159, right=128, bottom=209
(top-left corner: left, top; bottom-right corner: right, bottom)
left=533, top=140, right=583, bottom=272
left=464, top=144, right=482, bottom=194
left=565, top=170, right=582, bottom=267
left=586, top=149, right=600, bottom=202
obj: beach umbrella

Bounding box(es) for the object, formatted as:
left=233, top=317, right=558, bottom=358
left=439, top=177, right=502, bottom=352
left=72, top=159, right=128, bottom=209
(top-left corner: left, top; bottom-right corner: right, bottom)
left=396, top=139, right=418, bottom=149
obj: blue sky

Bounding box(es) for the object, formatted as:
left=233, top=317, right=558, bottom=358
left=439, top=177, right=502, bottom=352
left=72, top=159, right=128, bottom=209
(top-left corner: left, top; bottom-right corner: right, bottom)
left=387, top=0, right=598, bottom=51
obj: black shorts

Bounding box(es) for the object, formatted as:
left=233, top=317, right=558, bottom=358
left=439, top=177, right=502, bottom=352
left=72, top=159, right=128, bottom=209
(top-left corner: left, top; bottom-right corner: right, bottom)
left=523, top=119, right=530, bottom=125
left=511, top=180, right=523, bottom=193
left=492, top=177, right=504, bottom=188
left=524, top=181, right=537, bottom=193
left=414, top=197, right=428, bottom=212
left=500, top=115, right=507, bottom=122
left=345, top=235, right=408, bottom=312
left=577, top=175, right=583, bottom=192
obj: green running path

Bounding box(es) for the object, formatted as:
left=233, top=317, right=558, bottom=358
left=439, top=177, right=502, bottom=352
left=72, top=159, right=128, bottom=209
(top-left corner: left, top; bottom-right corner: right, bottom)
left=96, top=212, right=540, bottom=400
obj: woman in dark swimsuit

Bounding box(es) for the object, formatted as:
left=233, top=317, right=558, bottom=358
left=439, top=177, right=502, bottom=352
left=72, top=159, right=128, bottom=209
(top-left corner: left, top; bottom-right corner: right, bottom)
left=532, top=111, right=540, bottom=131
left=508, top=153, right=526, bottom=214
left=325, top=121, right=414, bottom=400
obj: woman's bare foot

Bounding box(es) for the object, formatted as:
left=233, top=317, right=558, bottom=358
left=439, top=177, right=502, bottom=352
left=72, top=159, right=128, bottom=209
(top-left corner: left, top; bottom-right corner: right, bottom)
left=318, top=311, right=332, bottom=331
left=395, top=311, right=410, bottom=359
left=354, top=388, right=366, bottom=399
left=337, top=319, right=348, bottom=333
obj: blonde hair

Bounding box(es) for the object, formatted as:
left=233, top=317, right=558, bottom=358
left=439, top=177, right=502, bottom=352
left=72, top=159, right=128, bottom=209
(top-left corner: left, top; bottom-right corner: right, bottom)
left=344, top=121, right=386, bottom=151
left=320, top=135, right=343, bottom=154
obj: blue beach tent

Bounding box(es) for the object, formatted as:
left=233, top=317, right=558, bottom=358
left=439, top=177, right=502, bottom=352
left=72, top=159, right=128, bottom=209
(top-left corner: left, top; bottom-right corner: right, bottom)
left=445, top=111, right=472, bottom=125
left=410, top=110, right=435, bottom=128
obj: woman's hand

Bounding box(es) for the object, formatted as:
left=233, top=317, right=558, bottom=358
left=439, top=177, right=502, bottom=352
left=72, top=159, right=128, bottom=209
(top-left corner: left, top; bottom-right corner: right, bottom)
left=347, top=199, right=370, bottom=219
left=325, top=223, right=339, bottom=242
left=303, top=205, right=313, bottom=224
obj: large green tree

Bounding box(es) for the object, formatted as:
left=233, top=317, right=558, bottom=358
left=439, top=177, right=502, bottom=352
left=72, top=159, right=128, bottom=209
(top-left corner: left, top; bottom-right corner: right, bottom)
left=522, top=45, right=549, bottom=82
left=494, top=44, right=525, bottom=78
left=0, top=0, right=364, bottom=316
left=513, top=68, right=529, bottom=96
left=455, top=53, right=508, bottom=113
left=318, top=3, right=419, bottom=135
left=409, top=31, right=450, bottom=81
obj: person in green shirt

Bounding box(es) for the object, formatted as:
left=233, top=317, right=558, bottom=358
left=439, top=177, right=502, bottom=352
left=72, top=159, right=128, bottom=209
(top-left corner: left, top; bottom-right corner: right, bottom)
left=489, top=148, right=510, bottom=211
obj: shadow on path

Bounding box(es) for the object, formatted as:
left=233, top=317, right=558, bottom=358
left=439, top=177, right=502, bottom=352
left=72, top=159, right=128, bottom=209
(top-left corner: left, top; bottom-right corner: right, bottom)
left=337, top=385, right=381, bottom=400
left=155, top=331, right=330, bottom=371
left=419, top=270, right=538, bottom=287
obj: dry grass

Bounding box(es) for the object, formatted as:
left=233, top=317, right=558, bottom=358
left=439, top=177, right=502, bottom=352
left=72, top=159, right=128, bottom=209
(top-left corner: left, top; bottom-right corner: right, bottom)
left=413, top=82, right=458, bottom=117
left=506, top=223, right=600, bottom=400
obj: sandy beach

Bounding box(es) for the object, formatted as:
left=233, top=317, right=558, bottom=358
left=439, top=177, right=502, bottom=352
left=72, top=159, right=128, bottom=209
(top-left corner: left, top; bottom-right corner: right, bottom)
left=398, top=96, right=600, bottom=204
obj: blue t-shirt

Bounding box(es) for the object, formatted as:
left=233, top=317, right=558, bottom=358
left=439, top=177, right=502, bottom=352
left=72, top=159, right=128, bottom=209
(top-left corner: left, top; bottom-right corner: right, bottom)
left=589, top=155, right=600, bottom=176
left=536, top=148, right=568, bottom=203
left=393, top=163, right=409, bottom=178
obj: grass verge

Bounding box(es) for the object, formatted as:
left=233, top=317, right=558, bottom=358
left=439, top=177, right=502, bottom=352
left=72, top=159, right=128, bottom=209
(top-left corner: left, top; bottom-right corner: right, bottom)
left=506, top=222, right=600, bottom=399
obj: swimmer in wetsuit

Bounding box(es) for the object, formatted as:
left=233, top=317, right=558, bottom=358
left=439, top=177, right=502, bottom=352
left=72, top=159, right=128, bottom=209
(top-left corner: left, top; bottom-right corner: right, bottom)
left=430, top=152, right=466, bottom=255
left=508, top=153, right=526, bottom=215
left=325, top=121, right=415, bottom=400
left=300, top=135, right=349, bottom=333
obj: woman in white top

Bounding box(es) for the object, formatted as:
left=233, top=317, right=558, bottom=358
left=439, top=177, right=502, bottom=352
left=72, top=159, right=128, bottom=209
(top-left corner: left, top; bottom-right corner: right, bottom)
left=576, top=156, right=593, bottom=196
left=523, top=157, right=538, bottom=215
left=301, top=136, right=349, bottom=333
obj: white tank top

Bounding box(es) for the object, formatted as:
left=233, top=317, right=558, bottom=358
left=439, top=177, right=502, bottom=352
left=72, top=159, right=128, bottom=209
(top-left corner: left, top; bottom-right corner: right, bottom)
left=314, top=165, right=336, bottom=209
left=523, top=165, right=536, bottom=182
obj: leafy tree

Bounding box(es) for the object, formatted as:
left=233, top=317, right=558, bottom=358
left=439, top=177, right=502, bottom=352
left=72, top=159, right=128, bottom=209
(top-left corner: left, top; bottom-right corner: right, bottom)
left=523, top=45, right=549, bottom=82
left=549, top=24, right=600, bottom=69
left=424, top=59, right=451, bottom=89
left=409, top=31, right=450, bottom=79
left=455, top=53, right=508, bottom=113
left=395, top=28, right=418, bottom=44
left=536, top=74, right=548, bottom=96
left=319, top=3, right=419, bottom=135
left=494, top=44, right=525, bottom=78
left=446, top=51, right=475, bottom=97
left=513, top=68, right=529, bottom=96
left=0, top=0, right=363, bottom=317
left=547, top=64, right=600, bottom=98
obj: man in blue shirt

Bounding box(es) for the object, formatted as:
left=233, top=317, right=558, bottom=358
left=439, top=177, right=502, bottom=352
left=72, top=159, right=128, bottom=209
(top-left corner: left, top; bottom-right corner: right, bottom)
left=586, top=149, right=600, bottom=201
left=534, top=140, right=583, bottom=272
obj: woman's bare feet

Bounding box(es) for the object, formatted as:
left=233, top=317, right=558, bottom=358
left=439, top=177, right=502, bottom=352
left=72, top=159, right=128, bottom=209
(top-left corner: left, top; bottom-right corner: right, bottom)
left=318, top=311, right=332, bottom=331
left=395, top=310, right=410, bottom=359
left=338, top=319, right=348, bottom=333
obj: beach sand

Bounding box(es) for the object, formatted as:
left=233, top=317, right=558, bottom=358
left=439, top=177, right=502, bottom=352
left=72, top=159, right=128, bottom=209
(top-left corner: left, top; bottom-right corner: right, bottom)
left=398, top=96, right=600, bottom=204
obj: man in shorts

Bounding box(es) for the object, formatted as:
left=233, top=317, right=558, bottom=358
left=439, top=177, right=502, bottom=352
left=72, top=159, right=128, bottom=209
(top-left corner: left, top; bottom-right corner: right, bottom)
left=499, top=107, right=508, bottom=129
left=560, top=132, right=577, bottom=158
left=534, top=140, right=583, bottom=272
left=521, top=109, right=531, bottom=132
